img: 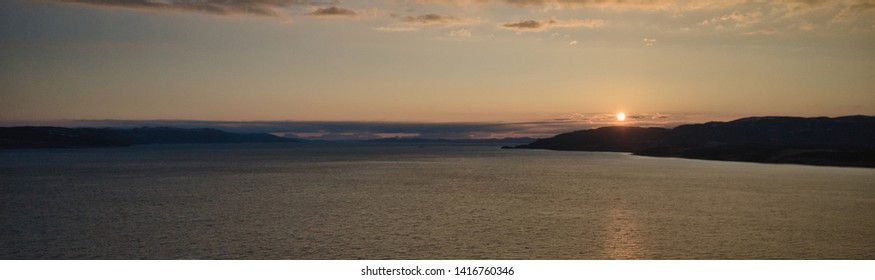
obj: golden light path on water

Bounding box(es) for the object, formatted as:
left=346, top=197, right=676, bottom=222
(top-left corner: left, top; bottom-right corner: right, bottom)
left=603, top=208, right=644, bottom=259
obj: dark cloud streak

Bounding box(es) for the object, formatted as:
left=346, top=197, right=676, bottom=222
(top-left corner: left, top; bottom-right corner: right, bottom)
left=501, top=18, right=604, bottom=31
left=309, top=6, right=357, bottom=16
left=395, top=13, right=480, bottom=26
left=503, top=20, right=542, bottom=29
left=401, top=13, right=455, bottom=24
left=45, top=0, right=335, bottom=17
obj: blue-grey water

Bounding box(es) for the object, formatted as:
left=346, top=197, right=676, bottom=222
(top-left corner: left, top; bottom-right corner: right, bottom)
left=1, top=143, right=874, bottom=259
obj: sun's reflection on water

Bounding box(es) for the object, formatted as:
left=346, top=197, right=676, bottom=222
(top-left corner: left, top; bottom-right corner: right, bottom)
left=603, top=209, right=644, bottom=259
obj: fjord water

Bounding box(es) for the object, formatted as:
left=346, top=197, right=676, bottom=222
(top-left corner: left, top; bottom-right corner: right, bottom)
left=1, top=144, right=873, bottom=259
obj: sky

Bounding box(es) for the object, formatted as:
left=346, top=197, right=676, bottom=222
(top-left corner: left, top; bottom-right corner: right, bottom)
left=1, top=0, right=874, bottom=139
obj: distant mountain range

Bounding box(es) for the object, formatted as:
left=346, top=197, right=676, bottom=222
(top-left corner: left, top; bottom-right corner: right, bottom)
left=5, top=117, right=875, bottom=167
left=360, top=137, right=535, bottom=144
left=0, top=126, right=534, bottom=149
left=0, top=127, right=296, bottom=149
left=507, top=116, right=875, bottom=168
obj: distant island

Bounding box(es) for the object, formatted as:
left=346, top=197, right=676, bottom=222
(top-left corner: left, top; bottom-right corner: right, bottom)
left=0, top=127, right=296, bottom=149
left=506, top=116, right=875, bottom=168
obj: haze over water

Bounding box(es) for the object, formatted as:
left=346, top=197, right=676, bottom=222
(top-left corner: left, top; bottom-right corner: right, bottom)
left=2, top=144, right=873, bottom=259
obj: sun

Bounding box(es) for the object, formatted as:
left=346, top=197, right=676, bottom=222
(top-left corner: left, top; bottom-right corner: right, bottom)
left=617, top=112, right=626, bottom=121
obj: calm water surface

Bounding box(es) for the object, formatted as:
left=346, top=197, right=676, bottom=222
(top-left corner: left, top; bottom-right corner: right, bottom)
left=1, top=143, right=874, bottom=259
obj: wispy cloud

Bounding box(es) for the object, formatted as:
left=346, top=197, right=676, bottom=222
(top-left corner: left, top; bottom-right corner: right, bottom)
left=398, top=13, right=482, bottom=26
left=422, top=0, right=746, bottom=11
left=308, top=6, right=357, bottom=17
left=717, top=10, right=762, bottom=27
left=449, top=28, right=473, bottom=37
left=743, top=28, right=777, bottom=36
left=42, top=0, right=875, bottom=35
left=374, top=13, right=481, bottom=33
left=830, top=0, right=875, bottom=22
left=501, top=18, right=604, bottom=31
left=494, top=0, right=874, bottom=35
left=374, top=26, right=419, bottom=32
left=502, top=19, right=541, bottom=30
left=45, top=0, right=334, bottom=17
left=500, top=0, right=678, bottom=9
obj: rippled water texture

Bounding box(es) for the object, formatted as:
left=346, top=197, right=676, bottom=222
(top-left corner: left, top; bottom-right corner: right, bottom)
left=2, top=144, right=874, bottom=259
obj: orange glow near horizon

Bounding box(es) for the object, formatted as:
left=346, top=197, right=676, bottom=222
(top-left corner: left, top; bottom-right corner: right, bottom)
left=1, top=1, right=873, bottom=123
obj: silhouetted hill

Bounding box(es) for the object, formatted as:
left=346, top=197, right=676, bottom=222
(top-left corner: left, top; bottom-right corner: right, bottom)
left=507, top=126, right=671, bottom=152
left=0, top=127, right=296, bottom=149
left=667, top=115, right=875, bottom=148
left=508, top=116, right=875, bottom=168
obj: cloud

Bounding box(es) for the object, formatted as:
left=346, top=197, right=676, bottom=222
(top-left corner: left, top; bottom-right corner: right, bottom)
left=398, top=13, right=481, bottom=26
left=421, top=0, right=750, bottom=11
left=308, top=6, right=357, bottom=17
left=45, top=0, right=331, bottom=17
left=414, top=0, right=671, bottom=8
left=774, top=0, right=834, bottom=18
left=831, top=0, right=875, bottom=22
left=743, top=28, right=777, bottom=36
left=546, top=18, right=604, bottom=28
left=377, top=13, right=481, bottom=32
left=501, top=18, right=604, bottom=31
left=415, top=0, right=873, bottom=35
left=503, top=20, right=543, bottom=30
left=627, top=112, right=672, bottom=120
left=374, top=26, right=419, bottom=32
left=499, top=0, right=713, bottom=10
left=449, top=29, right=473, bottom=37
left=44, top=0, right=875, bottom=36
left=764, top=0, right=875, bottom=26
left=716, top=11, right=761, bottom=27
left=700, top=11, right=759, bottom=29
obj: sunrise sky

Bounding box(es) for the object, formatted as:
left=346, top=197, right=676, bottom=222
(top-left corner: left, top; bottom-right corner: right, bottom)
left=2, top=0, right=874, bottom=138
